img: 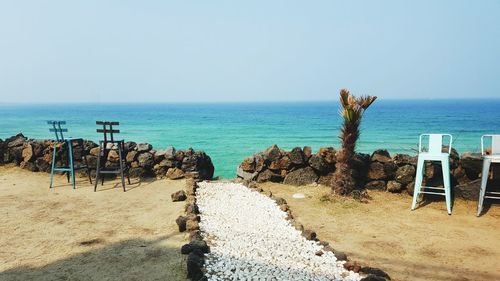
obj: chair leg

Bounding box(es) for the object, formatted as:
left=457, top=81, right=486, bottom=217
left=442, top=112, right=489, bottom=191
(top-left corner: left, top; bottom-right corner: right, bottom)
left=94, top=146, right=102, bottom=192
left=83, top=155, right=92, bottom=184
left=411, top=157, right=425, bottom=210
left=477, top=159, right=491, bottom=217
left=69, top=141, right=76, bottom=189
left=122, top=142, right=131, bottom=184
left=101, top=146, right=106, bottom=186
left=65, top=143, right=70, bottom=183
left=442, top=159, right=452, bottom=215
left=118, top=147, right=126, bottom=192
left=49, top=144, right=57, bottom=189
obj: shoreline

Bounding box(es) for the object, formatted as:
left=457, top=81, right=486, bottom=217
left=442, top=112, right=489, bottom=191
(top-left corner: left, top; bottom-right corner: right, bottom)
left=2, top=99, right=500, bottom=179
left=1, top=132, right=492, bottom=202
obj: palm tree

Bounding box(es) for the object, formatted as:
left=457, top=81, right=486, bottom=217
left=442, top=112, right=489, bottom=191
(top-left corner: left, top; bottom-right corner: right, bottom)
left=331, top=89, right=377, bottom=195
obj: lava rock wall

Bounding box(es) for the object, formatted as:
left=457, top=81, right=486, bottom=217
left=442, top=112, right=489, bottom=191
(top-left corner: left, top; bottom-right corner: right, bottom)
left=237, top=145, right=495, bottom=200
left=0, top=133, right=214, bottom=181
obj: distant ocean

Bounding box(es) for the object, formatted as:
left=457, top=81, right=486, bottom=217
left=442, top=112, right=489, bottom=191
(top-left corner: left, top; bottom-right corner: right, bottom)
left=1, top=99, right=499, bottom=179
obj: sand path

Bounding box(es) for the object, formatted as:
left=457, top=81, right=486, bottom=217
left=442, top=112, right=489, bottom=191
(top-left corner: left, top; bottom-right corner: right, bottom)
left=0, top=166, right=187, bottom=281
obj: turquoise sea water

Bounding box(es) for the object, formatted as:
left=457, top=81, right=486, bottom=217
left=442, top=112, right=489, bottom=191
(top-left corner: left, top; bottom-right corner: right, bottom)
left=1, top=100, right=499, bottom=179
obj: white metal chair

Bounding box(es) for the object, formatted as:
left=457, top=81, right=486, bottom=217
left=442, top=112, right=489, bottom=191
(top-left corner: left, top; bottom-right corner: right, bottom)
left=411, top=134, right=453, bottom=215
left=477, top=135, right=500, bottom=216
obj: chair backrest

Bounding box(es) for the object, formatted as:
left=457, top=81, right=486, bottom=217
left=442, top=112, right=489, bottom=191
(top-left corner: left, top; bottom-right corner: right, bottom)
left=419, top=134, right=453, bottom=154
left=47, top=120, right=67, bottom=141
left=96, top=121, right=120, bottom=143
left=481, top=135, right=500, bottom=155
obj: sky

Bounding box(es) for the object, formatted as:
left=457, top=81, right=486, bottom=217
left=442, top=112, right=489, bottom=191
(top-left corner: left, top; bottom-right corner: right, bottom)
left=0, top=0, right=499, bottom=103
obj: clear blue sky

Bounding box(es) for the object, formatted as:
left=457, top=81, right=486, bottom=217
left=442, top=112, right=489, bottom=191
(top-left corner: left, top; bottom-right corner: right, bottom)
left=0, top=1, right=499, bottom=103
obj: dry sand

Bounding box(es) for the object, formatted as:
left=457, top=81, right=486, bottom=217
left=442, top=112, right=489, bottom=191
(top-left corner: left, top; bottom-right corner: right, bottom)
left=260, top=182, right=500, bottom=281
left=0, top=165, right=188, bottom=281
left=2, top=164, right=499, bottom=281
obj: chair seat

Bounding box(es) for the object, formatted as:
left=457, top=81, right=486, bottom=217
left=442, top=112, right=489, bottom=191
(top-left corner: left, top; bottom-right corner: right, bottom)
left=418, top=152, right=450, bottom=161
left=52, top=138, right=82, bottom=143
left=484, top=155, right=500, bottom=163
left=100, top=139, right=125, bottom=144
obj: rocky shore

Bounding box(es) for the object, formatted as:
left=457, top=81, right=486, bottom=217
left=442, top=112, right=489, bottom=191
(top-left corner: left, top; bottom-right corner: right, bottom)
left=237, top=144, right=493, bottom=200
left=0, top=133, right=214, bottom=181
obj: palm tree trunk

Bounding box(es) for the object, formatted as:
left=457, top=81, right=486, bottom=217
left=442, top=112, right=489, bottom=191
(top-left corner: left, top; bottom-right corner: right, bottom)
left=330, top=89, right=376, bottom=195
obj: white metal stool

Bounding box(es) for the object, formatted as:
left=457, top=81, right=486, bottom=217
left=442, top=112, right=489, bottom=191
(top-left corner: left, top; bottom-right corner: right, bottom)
left=411, top=134, right=453, bottom=215
left=477, top=135, right=500, bottom=216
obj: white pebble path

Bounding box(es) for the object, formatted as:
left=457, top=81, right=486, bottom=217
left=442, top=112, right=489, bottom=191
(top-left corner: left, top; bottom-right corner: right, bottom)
left=196, top=182, right=361, bottom=281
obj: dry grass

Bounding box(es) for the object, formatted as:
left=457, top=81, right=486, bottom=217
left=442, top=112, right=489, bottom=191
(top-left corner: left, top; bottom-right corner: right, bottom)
left=0, top=165, right=188, bottom=281
left=260, top=182, right=500, bottom=281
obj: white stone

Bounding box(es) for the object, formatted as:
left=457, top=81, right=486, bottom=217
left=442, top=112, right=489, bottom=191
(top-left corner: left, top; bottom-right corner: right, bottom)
left=292, top=192, right=306, bottom=199
left=196, top=182, right=361, bottom=281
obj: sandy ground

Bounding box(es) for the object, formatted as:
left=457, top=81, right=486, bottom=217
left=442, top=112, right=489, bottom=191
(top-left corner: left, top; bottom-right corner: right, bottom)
left=2, top=165, right=499, bottom=281
left=0, top=165, right=188, bottom=281
left=260, top=182, right=500, bottom=281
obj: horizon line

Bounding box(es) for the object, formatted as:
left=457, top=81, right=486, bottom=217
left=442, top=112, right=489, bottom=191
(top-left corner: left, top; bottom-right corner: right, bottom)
left=1, top=97, right=500, bottom=106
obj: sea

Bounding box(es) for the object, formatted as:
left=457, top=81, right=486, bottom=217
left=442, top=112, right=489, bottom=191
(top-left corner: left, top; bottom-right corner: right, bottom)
left=1, top=99, right=499, bottom=179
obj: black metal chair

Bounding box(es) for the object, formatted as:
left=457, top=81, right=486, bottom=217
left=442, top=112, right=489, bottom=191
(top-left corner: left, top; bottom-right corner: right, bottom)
left=94, top=121, right=130, bottom=192
left=48, top=120, right=92, bottom=189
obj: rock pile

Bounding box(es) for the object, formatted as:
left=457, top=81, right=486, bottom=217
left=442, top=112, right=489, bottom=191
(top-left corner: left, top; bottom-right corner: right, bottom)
left=237, top=145, right=488, bottom=200
left=237, top=145, right=338, bottom=186
left=176, top=179, right=209, bottom=281
left=0, top=133, right=214, bottom=181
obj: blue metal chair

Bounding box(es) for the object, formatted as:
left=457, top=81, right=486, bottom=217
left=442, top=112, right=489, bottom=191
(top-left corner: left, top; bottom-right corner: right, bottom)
left=477, top=135, right=500, bottom=216
left=411, top=134, right=453, bottom=214
left=48, top=121, right=92, bottom=189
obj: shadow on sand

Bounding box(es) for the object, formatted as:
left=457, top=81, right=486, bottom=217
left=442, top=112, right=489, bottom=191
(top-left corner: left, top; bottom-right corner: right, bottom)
left=50, top=176, right=155, bottom=192
left=0, top=233, right=187, bottom=281
left=349, top=251, right=500, bottom=281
